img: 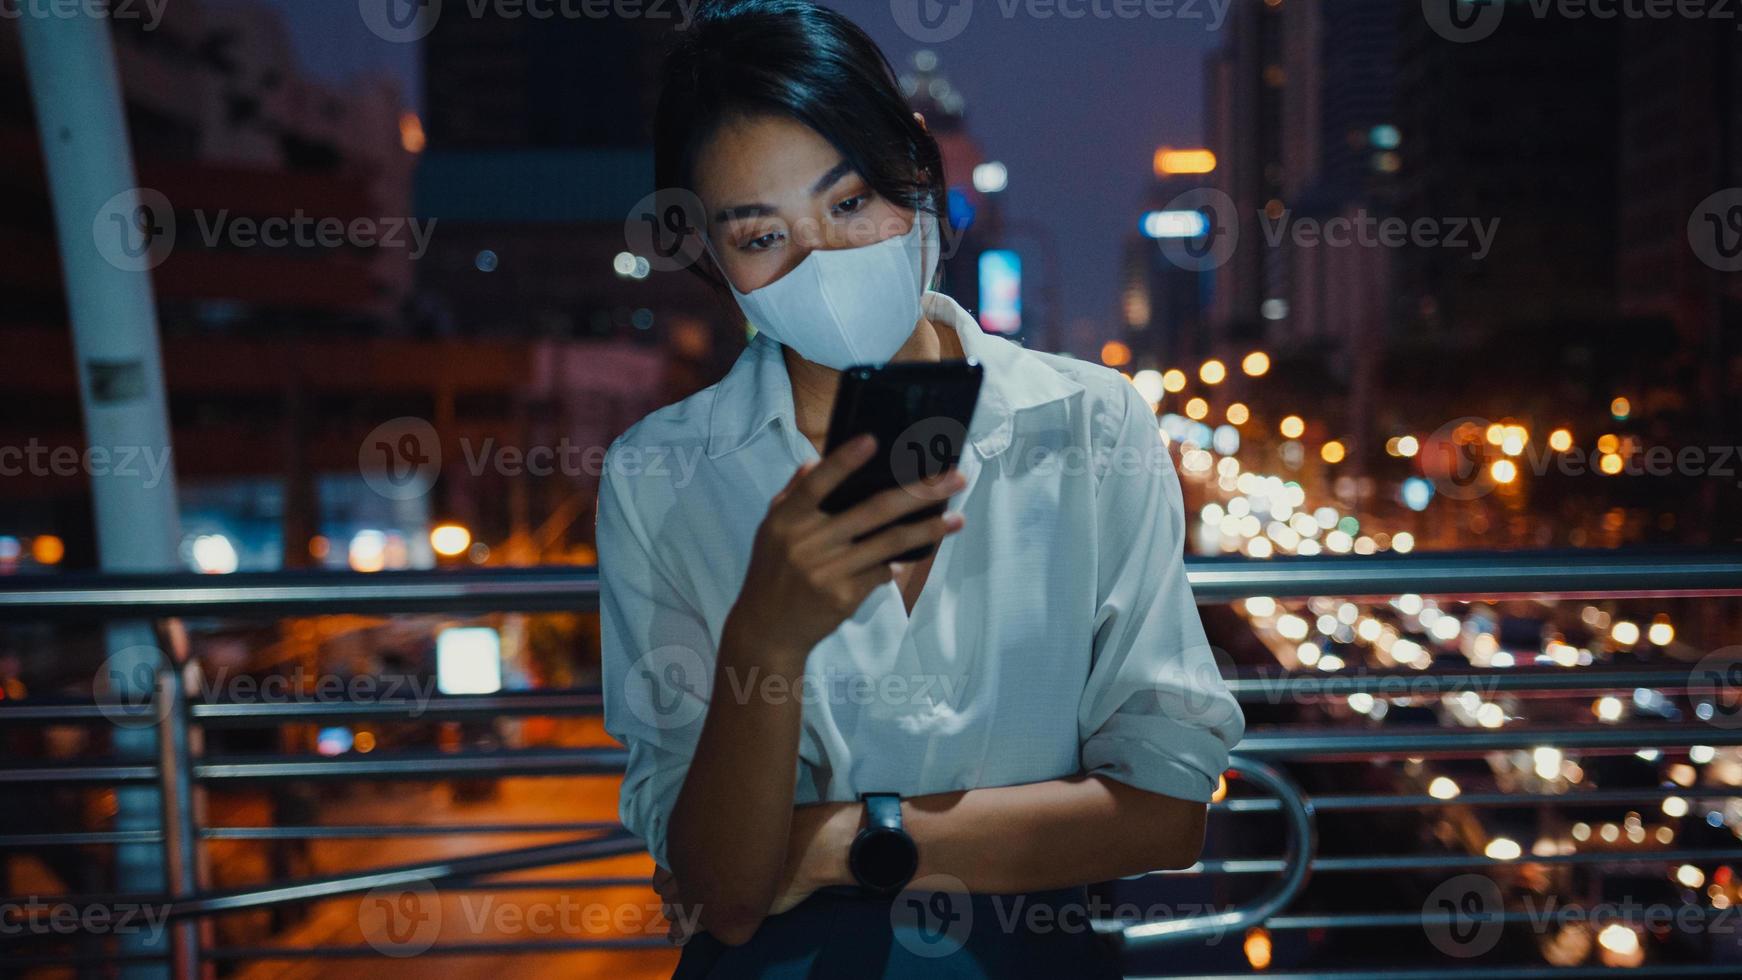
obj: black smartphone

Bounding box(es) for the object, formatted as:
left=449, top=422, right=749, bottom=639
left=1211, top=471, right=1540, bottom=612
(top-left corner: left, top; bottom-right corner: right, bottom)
left=819, top=359, right=984, bottom=563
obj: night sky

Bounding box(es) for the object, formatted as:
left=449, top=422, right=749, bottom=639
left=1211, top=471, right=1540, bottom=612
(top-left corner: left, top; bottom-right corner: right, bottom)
left=260, top=0, right=1217, bottom=353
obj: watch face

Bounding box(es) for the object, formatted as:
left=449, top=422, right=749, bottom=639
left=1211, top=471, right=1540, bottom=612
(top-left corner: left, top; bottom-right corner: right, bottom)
left=852, top=828, right=919, bottom=892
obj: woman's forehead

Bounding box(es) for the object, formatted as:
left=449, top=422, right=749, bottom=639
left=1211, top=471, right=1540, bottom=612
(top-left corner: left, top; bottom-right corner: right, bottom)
left=696, top=116, right=850, bottom=213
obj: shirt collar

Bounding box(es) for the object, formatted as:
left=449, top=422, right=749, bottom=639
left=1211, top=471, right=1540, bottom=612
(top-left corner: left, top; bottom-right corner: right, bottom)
left=706, top=291, right=1084, bottom=460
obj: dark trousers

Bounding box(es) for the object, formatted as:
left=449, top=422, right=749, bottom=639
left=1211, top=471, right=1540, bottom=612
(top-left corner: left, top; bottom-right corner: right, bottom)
left=673, top=885, right=1125, bottom=979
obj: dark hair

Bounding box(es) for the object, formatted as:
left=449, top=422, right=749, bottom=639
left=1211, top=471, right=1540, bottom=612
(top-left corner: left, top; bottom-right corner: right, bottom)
left=654, top=0, right=946, bottom=288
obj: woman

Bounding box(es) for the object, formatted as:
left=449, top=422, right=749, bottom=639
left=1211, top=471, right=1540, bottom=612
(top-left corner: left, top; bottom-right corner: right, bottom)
left=599, top=1, right=1244, bottom=975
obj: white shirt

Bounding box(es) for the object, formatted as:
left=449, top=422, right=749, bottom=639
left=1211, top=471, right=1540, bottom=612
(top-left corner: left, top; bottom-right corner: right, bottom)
left=598, top=292, right=1244, bottom=867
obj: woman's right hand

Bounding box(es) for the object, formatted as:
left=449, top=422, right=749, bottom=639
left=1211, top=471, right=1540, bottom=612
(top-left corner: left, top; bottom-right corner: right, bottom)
left=723, top=434, right=966, bottom=658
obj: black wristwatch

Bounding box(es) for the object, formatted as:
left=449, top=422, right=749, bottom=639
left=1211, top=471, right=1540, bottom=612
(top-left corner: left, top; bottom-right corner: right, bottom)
left=848, top=792, right=918, bottom=895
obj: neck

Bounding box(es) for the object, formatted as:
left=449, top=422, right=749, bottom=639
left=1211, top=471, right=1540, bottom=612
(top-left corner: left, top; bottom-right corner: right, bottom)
left=784, top=313, right=965, bottom=451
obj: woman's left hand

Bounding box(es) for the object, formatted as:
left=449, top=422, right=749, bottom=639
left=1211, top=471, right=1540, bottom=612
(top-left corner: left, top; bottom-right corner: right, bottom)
left=653, top=865, right=700, bottom=945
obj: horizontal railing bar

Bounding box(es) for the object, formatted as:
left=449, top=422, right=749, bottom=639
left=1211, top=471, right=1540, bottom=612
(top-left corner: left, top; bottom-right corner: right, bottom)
left=1227, top=668, right=1714, bottom=699
left=0, top=567, right=603, bottom=618
left=203, top=937, right=672, bottom=960
left=166, top=832, right=645, bottom=919
left=191, top=690, right=605, bottom=723
left=1236, top=724, right=1742, bottom=757
left=1265, top=907, right=1722, bottom=930
left=1184, top=548, right=1742, bottom=601
left=1224, top=787, right=1742, bottom=813
left=0, top=878, right=657, bottom=909
left=0, top=951, right=169, bottom=967
left=2, top=549, right=1738, bottom=619
left=0, top=668, right=1703, bottom=727
left=18, top=730, right=1729, bottom=787
left=193, top=748, right=630, bottom=781
left=203, top=822, right=624, bottom=840
left=0, top=699, right=143, bottom=723
left=394, top=876, right=652, bottom=891
left=1167, top=847, right=1742, bottom=876
left=0, top=763, right=159, bottom=784
left=0, top=831, right=163, bottom=847
left=1147, top=968, right=1740, bottom=979
left=195, top=946, right=1742, bottom=973
left=1308, top=848, right=1742, bottom=872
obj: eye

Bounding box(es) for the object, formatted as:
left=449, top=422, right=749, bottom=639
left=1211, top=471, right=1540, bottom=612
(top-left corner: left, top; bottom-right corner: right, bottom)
left=739, top=229, right=785, bottom=252
left=831, top=193, right=870, bottom=216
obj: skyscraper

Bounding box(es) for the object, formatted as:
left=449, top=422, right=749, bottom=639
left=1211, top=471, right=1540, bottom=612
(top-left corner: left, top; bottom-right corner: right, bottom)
left=1203, top=0, right=1285, bottom=346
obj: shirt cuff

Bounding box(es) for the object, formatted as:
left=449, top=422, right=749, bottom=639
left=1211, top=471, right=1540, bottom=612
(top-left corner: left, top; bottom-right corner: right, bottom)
left=1081, top=722, right=1231, bottom=804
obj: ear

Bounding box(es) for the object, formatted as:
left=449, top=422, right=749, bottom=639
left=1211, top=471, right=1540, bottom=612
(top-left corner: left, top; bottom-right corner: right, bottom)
left=913, top=111, right=929, bottom=133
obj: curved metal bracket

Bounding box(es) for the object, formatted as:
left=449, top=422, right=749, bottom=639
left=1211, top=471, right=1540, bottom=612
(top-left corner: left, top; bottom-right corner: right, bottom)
left=1113, top=755, right=1316, bottom=950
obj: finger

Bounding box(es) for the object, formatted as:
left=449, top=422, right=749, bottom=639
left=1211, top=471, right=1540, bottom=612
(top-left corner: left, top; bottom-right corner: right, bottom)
left=823, top=512, right=964, bottom=577
left=822, top=471, right=966, bottom=544
left=852, top=563, right=903, bottom=600
left=667, top=906, right=693, bottom=945
left=788, top=434, right=877, bottom=506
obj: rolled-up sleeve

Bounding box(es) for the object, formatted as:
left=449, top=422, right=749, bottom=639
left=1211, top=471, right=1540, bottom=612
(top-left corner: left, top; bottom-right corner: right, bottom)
left=597, top=443, right=714, bottom=868
left=1078, top=384, right=1244, bottom=803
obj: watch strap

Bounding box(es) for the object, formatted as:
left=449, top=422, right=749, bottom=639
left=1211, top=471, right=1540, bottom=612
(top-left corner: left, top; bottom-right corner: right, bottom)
left=861, top=791, right=903, bottom=833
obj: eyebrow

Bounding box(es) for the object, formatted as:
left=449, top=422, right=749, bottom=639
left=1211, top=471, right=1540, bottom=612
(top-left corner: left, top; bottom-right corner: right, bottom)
left=711, top=160, right=857, bottom=225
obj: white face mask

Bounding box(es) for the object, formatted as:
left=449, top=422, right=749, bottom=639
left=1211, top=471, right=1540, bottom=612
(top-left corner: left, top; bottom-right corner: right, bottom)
left=722, top=212, right=940, bottom=370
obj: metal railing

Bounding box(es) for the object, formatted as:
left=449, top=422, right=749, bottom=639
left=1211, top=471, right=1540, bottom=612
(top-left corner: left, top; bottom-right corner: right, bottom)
left=1, top=548, right=1740, bottom=976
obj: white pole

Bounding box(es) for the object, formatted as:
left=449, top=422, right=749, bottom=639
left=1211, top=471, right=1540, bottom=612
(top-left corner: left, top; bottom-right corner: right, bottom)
left=19, top=10, right=183, bottom=979
left=17, top=3, right=182, bottom=566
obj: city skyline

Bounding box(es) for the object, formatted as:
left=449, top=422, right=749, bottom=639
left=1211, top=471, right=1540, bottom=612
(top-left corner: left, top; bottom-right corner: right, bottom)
left=260, top=0, right=1219, bottom=352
